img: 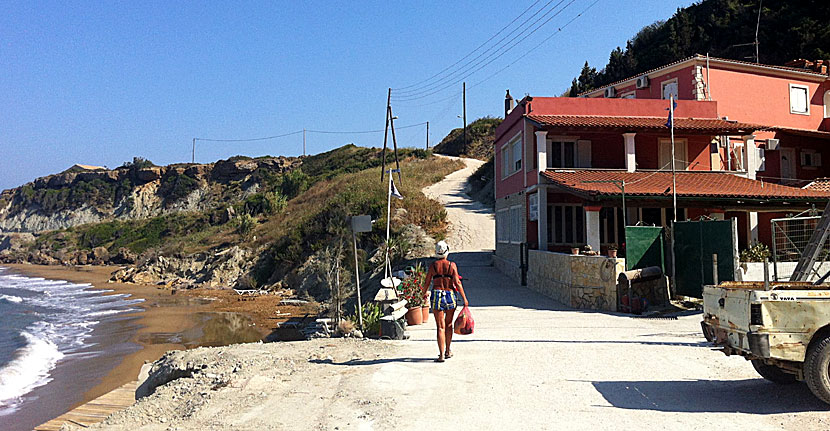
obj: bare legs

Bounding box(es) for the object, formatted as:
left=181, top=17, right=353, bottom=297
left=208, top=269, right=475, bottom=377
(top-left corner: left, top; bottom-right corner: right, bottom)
left=433, top=308, right=456, bottom=362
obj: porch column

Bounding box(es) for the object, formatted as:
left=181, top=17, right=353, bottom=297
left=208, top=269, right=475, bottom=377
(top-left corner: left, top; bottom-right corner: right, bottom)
left=535, top=131, right=548, bottom=173
left=749, top=211, right=759, bottom=243
left=537, top=186, right=548, bottom=250
left=743, top=135, right=757, bottom=180
left=623, top=133, right=637, bottom=172
left=585, top=205, right=602, bottom=252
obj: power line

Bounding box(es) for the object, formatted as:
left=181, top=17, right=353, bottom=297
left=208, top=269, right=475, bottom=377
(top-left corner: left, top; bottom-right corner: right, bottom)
left=391, top=0, right=561, bottom=97
left=391, top=0, right=578, bottom=102
left=305, top=122, right=427, bottom=134
left=392, top=0, right=544, bottom=92
left=195, top=122, right=427, bottom=142
left=194, top=130, right=303, bottom=143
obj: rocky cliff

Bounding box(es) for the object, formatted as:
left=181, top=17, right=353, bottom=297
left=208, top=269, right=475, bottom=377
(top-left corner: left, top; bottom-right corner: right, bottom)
left=0, top=156, right=301, bottom=233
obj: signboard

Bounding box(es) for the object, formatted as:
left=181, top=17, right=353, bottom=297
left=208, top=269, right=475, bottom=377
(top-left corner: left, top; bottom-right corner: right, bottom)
left=351, top=215, right=372, bottom=233
left=528, top=193, right=538, bottom=221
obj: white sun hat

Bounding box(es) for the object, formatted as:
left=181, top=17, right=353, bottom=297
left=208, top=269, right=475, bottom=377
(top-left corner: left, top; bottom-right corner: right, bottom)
left=435, top=240, right=450, bottom=258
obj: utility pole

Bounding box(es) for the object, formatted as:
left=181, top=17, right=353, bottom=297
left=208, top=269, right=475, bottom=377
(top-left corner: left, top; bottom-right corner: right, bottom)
left=191, top=138, right=196, bottom=164
left=462, top=82, right=467, bottom=155
left=426, top=121, right=429, bottom=150
left=303, top=129, right=306, bottom=156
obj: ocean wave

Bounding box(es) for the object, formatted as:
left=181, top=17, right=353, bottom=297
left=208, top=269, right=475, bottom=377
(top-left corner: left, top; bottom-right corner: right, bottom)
left=0, top=294, right=23, bottom=303
left=0, top=332, right=65, bottom=409
left=88, top=308, right=141, bottom=317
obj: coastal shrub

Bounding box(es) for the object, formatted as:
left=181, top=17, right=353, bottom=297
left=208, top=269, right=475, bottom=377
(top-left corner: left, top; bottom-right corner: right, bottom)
left=240, top=191, right=286, bottom=216
left=279, top=169, right=309, bottom=199
left=120, top=157, right=155, bottom=169
left=10, top=178, right=133, bottom=216
left=350, top=302, right=382, bottom=337
left=233, top=213, right=257, bottom=238
left=159, top=173, right=200, bottom=206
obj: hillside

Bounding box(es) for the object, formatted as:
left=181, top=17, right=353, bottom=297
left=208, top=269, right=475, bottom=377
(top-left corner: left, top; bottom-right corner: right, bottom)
left=0, top=146, right=463, bottom=302
left=567, top=0, right=830, bottom=95
left=432, top=117, right=502, bottom=161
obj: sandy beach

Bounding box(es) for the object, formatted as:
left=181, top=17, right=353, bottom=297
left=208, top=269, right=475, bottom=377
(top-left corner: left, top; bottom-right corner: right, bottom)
left=2, top=263, right=311, bottom=430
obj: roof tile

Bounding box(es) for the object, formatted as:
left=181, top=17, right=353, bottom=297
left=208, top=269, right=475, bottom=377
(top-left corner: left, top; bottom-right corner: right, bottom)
left=527, top=114, right=763, bottom=134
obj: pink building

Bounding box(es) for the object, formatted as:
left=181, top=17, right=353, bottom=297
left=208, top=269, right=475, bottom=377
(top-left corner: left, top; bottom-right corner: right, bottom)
left=493, top=56, right=830, bottom=280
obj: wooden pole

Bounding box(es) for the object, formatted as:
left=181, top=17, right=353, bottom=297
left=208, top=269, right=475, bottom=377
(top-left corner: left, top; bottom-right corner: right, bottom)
left=192, top=138, right=196, bottom=164
left=303, top=129, right=306, bottom=156
left=381, top=88, right=391, bottom=182
left=462, top=81, right=467, bottom=155
left=426, top=121, right=429, bottom=150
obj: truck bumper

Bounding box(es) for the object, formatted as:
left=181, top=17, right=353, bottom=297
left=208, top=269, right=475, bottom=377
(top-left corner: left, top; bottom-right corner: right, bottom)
left=701, top=320, right=806, bottom=362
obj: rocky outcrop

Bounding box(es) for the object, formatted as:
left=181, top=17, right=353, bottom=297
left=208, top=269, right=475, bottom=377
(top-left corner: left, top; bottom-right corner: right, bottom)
left=0, top=156, right=302, bottom=234
left=110, top=246, right=252, bottom=287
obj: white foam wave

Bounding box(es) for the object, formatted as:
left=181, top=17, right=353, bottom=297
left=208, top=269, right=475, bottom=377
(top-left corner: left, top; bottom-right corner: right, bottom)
left=0, top=332, right=65, bottom=409
left=0, top=294, right=23, bottom=303
left=88, top=308, right=141, bottom=317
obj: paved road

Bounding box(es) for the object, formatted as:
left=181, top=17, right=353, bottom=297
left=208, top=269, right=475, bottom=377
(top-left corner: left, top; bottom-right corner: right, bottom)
left=374, top=250, right=830, bottom=430
left=371, top=157, right=830, bottom=430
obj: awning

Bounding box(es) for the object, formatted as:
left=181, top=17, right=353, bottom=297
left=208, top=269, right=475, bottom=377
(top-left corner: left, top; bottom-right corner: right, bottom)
left=540, top=170, right=830, bottom=202
left=527, top=114, right=764, bottom=135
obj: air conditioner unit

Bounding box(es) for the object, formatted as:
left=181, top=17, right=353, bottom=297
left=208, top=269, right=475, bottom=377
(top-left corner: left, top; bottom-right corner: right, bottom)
left=635, top=75, right=650, bottom=89
left=767, top=138, right=780, bottom=150
left=604, top=87, right=617, bottom=98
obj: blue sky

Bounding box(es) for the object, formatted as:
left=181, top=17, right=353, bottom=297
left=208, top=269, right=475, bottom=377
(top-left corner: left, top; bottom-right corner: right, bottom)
left=0, top=0, right=691, bottom=190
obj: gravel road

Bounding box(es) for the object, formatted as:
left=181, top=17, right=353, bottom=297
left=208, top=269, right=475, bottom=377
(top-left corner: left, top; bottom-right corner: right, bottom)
left=84, top=156, right=829, bottom=431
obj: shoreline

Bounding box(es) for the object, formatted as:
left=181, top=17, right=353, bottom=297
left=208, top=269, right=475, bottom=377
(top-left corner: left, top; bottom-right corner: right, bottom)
left=2, top=263, right=307, bottom=429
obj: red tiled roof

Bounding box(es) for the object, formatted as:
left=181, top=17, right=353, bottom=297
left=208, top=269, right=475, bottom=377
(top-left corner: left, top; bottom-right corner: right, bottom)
left=527, top=114, right=764, bottom=134
left=772, top=126, right=830, bottom=140
left=805, top=178, right=830, bottom=192
left=540, top=170, right=830, bottom=201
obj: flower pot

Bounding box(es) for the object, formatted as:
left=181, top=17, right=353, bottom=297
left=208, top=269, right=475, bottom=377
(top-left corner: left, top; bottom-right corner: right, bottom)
left=608, top=249, right=618, bottom=258
left=405, top=307, right=423, bottom=325
left=570, top=247, right=580, bottom=255
left=421, top=306, right=430, bottom=322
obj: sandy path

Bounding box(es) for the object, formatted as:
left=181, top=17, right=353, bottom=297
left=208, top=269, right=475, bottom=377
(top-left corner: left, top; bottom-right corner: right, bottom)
left=422, top=156, right=493, bottom=252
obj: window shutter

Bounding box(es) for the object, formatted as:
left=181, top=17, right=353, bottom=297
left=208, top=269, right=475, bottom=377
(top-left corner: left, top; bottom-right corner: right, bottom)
left=801, top=151, right=808, bottom=166
left=577, top=140, right=592, bottom=168
left=815, top=153, right=822, bottom=167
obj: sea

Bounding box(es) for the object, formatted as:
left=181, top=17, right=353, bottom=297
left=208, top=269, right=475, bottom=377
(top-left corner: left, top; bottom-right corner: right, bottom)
left=0, top=266, right=144, bottom=429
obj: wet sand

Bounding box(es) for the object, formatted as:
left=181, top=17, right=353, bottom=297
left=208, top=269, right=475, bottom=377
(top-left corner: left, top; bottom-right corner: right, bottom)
left=2, top=263, right=287, bottom=430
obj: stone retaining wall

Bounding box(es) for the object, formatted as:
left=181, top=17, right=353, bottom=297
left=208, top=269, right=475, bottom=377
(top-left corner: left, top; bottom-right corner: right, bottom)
left=527, top=250, right=624, bottom=311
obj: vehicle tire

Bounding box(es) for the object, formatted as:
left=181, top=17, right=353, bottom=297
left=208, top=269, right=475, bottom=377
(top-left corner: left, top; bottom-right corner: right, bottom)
left=751, top=359, right=798, bottom=384
left=805, top=336, right=830, bottom=405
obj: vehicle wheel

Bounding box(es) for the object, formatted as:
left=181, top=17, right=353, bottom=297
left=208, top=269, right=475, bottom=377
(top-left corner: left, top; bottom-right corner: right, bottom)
left=805, top=336, right=830, bottom=405
left=751, top=359, right=798, bottom=384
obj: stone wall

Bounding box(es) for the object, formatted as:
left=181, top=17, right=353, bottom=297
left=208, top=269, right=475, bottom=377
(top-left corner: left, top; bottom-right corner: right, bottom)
left=527, top=250, right=624, bottom=311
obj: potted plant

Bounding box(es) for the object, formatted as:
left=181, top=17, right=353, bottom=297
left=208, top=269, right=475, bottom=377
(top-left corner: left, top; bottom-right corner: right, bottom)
left=408, top=262, right=431, bottom=322
left=607, top=243, right=618, bottom=258
left=570, top=246, right=580, bottom=255
left=401, top=270, right=424, bottom=325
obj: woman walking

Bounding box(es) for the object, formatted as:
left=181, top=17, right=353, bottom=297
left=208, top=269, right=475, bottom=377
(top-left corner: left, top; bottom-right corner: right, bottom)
left=421, top=240, right=468, bottom=362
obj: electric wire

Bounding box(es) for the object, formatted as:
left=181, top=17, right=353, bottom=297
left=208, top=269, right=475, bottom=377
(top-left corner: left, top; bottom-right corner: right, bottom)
left=391, top=0, right=578, bottom=102
left=195, top=122, right=427, bottom=143
left=392, top=0, right=551, bottom=95
left=392, top=0, right=543, bottom=91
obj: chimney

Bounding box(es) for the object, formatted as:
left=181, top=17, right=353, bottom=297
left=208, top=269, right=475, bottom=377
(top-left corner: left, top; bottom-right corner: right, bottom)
left=505, top=89, right=515, bottom=116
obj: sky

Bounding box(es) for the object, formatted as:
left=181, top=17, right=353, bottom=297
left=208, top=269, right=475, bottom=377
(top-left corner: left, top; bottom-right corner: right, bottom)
left=0, top=0, right=693, bottom=191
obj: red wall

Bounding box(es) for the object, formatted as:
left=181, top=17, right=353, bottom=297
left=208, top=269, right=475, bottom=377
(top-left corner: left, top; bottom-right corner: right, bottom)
left=527, top=97, right=717, bottom=118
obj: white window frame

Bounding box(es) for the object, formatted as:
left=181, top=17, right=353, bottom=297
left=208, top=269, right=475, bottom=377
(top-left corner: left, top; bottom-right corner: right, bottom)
left=501, top=132, right=522, bottom=179
left=547, top=136, right=579, bottom=168
left=496, top=208, right=509, bottom=243
left=620, top=91, right=636, bottom=99
left=789, top=83, right=810, bottom=115
left=800, top=149, right=822, bottom=169
left=509, top=205, right=523, bottom=244
left=661, top=78, right=679, bottom=100
left=823, top=90, right=829, bottom=119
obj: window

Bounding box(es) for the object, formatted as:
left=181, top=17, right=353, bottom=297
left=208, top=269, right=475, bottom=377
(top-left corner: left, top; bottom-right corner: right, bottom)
left=658, top=138, right=688, bottom=170
left=497, top=206, right=523, bottom=243
left=661, top=79, right=678, bottom=100
left=801, top=149, right=822, bottom=168
left=824, top=90, right=829, bottom=119
left=548, top=204, right=585, bottom=245
left=621, top=91, right=636, bottom=99
left=599, top=207, right=625, bottom=245
left=790, top=84, right=810, bottom=115
left=501, top=133, right=522, bottom=177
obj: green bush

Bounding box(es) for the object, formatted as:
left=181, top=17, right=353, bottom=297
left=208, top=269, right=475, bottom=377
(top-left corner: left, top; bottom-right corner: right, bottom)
left=740, top=242, right=772, bottom=263
left=350, top=302, right=383, bottom=337
left=159, top=174, right=200, bottom=206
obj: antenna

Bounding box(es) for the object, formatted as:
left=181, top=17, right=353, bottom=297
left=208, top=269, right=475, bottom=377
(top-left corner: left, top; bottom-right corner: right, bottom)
left=730, top=0, right=762, bottom=63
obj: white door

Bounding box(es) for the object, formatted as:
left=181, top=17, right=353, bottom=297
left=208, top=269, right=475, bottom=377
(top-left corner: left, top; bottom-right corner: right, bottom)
left=780, top=148, right=796, bottom=180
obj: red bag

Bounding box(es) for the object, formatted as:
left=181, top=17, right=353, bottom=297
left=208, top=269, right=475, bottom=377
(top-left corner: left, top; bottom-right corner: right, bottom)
left=453, top=306, right=474, bottom=335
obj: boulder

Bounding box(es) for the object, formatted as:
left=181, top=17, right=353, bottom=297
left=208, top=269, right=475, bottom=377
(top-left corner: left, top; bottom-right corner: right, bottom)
left=91, top=246, right=110, bottom=265
left=0, top=232, right=36, bottom=252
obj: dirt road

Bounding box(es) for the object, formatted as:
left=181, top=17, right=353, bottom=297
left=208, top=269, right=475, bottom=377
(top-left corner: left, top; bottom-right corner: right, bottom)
left=88, top=156, right=830, bottom=430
